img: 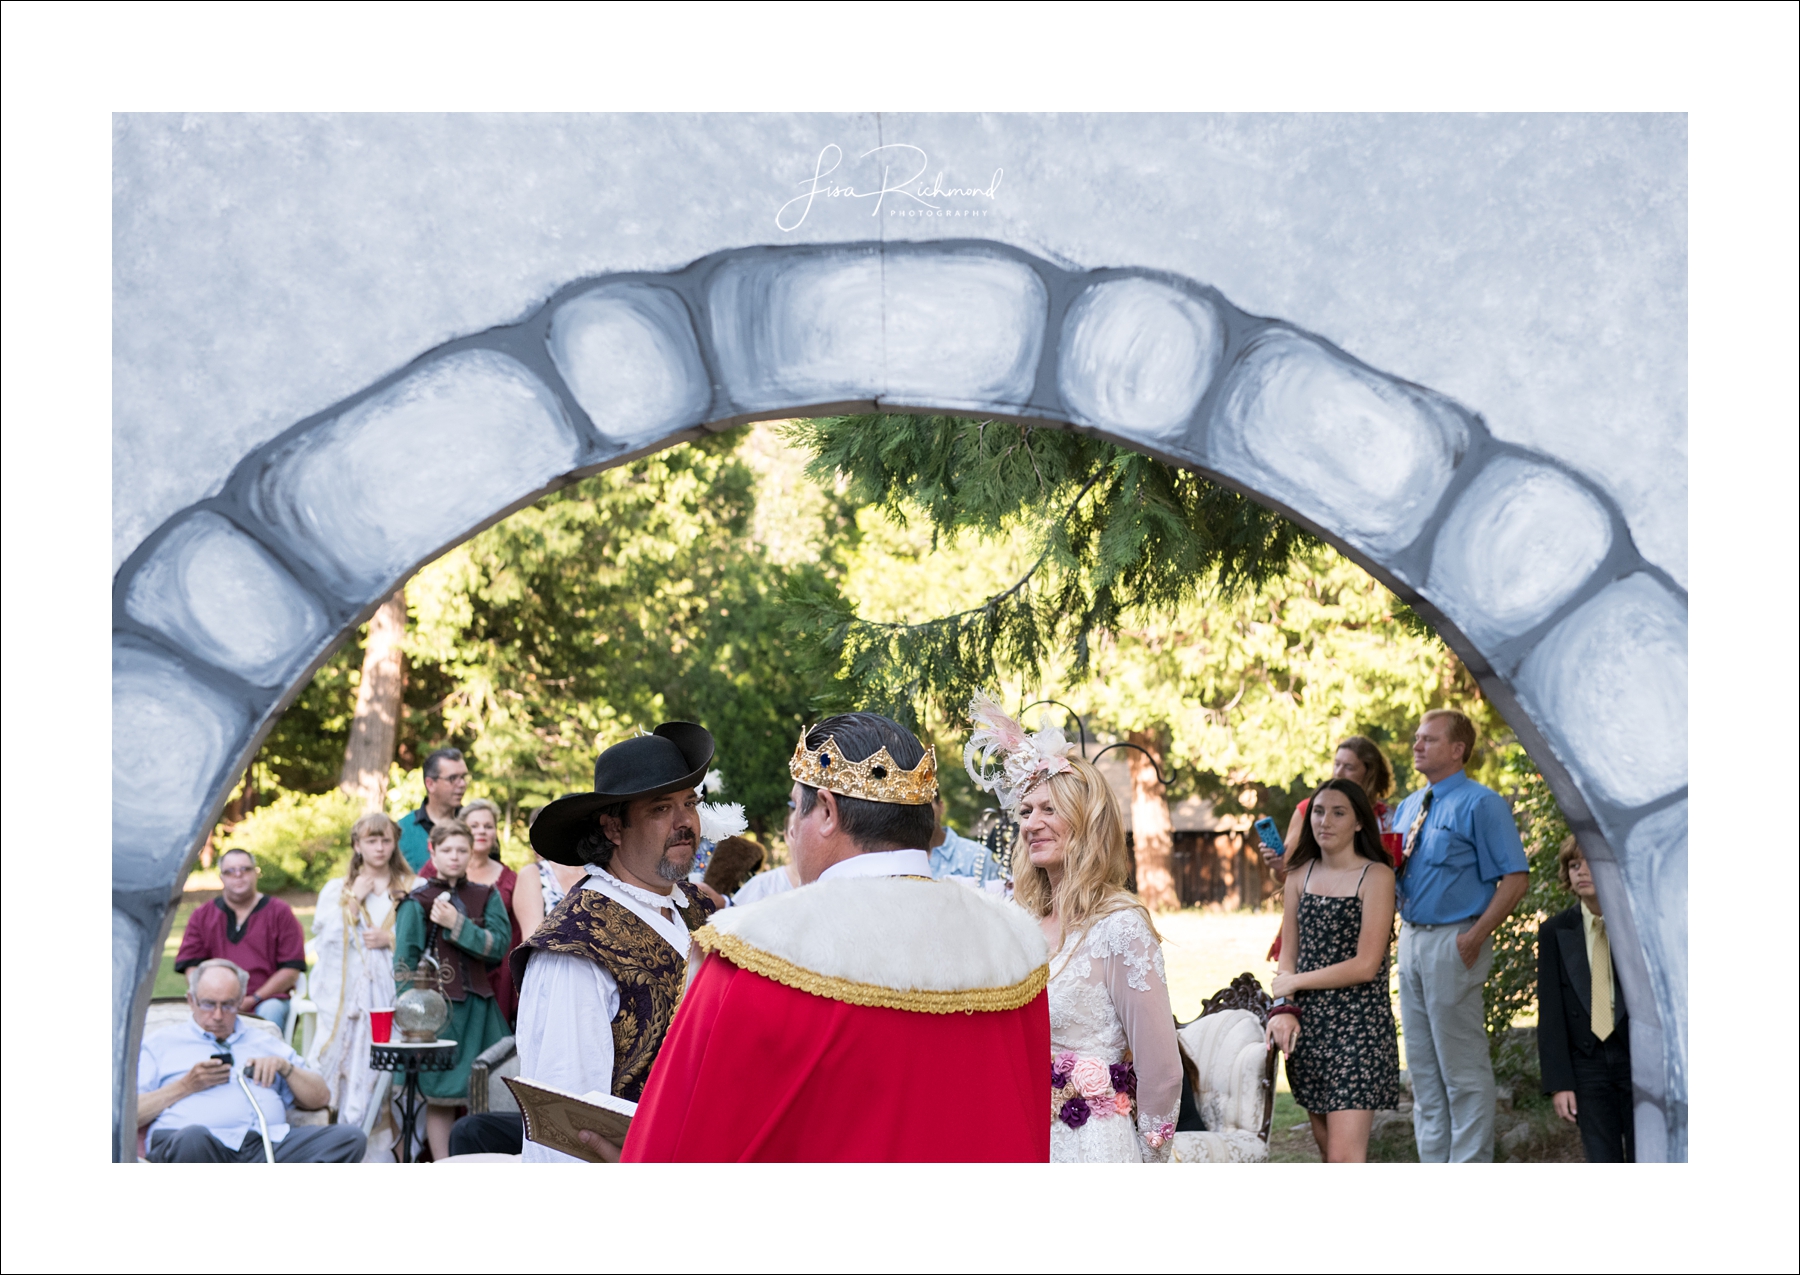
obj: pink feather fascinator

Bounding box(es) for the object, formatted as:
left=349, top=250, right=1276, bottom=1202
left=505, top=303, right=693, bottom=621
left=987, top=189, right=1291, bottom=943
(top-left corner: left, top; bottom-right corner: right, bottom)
left=963, top=692, right=1074, bottom=812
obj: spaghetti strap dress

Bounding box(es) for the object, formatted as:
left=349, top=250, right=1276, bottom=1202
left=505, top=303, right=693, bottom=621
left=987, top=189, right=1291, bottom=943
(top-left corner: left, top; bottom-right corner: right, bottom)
left=1285, top=863, right=1401, bottom=1113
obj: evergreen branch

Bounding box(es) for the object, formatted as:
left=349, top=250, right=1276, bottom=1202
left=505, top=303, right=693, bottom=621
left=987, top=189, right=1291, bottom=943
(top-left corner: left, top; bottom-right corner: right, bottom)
left=848, top=466, right=1107, bottom=632
left=777, top=413, right=1320, bottom=724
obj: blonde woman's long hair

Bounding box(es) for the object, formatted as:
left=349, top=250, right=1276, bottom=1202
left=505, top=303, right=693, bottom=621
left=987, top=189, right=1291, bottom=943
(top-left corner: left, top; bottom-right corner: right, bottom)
left=1010, top=757, right=1158, bottom=956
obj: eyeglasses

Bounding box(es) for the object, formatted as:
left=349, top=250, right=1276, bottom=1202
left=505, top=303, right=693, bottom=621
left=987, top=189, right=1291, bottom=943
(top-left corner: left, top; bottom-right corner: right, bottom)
left=193, top=999, right=238, bottom=1014
left=220, top=865, right=257, bottom=878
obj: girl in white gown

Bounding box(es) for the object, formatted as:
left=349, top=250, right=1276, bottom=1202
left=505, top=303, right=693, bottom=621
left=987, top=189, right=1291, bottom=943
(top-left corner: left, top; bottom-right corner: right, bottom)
left=307, top=812, right=413, bottom=1161
left=965, top=696, right=1183, bottom=1162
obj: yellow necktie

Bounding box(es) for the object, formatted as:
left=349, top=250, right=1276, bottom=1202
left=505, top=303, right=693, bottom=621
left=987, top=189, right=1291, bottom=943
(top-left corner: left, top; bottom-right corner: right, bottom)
left=1590, top=915, right=1614, bottom=1041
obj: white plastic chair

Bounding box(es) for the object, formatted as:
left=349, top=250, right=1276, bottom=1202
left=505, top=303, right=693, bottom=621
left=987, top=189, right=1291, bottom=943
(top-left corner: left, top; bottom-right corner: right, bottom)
left=284, top=940, right=320, bottom=1057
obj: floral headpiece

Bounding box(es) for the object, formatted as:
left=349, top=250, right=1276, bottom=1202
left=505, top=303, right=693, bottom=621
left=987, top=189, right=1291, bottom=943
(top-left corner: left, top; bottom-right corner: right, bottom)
left=789, top=728, right=939, bottom=805
left=964, top=692, right=1074, bottom=812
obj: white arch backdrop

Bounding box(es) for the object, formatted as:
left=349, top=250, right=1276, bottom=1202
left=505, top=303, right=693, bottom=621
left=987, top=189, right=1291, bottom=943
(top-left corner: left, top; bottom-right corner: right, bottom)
left=112, top=114, right=1687, bottom=1161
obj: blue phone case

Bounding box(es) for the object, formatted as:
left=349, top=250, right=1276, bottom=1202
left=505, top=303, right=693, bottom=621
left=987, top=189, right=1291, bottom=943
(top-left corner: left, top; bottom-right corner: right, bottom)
left=1253, top=816, right=1285, bottom=855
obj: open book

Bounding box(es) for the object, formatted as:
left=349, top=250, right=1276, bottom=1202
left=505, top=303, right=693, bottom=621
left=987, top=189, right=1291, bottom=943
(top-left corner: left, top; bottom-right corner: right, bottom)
left=502, top=1077, right=636, bottom=1162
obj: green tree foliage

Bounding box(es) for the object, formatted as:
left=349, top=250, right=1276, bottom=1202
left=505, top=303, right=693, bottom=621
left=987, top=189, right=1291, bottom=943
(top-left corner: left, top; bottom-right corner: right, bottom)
left=226, top=788, right=364, bottom=892
left=1073, top=543, right=1516, bottom=827
left=1484, top=747, right=1575, bottom=1046
left=792, top=413, right=1512, bottom=830
left=399, top=429, right=846, bottom=836
left=779, top=414, right=1316, bottom=727
left=245, top=618, right=466, bottom=797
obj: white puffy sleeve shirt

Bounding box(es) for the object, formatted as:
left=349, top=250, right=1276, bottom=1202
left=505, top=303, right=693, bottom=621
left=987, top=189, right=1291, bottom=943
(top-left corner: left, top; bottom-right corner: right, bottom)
left=514, top=870, right=697, bottom=1164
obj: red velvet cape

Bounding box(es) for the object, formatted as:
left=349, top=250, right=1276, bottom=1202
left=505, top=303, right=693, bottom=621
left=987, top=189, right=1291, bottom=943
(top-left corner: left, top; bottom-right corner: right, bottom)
left=623, top=953, right=1050, bottom=1162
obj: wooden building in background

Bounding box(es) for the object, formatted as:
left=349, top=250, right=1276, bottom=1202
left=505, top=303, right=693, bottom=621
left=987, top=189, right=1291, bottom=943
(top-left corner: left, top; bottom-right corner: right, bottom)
left=1095, top=757, right=1278, bottom=912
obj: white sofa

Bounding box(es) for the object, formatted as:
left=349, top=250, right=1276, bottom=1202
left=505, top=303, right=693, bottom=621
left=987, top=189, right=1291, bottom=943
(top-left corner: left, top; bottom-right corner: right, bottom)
left=1169, top=975, right=1277, bottom=1164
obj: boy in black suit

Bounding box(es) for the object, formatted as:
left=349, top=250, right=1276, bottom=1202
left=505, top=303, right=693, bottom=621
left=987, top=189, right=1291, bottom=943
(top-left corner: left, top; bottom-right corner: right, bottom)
left=1537, top=836, right=1633, bottom=1162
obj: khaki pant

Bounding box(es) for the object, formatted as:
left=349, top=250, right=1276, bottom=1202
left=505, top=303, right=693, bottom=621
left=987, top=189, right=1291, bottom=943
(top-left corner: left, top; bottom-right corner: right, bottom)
left=1398, top=920, right=1495, bottom=1162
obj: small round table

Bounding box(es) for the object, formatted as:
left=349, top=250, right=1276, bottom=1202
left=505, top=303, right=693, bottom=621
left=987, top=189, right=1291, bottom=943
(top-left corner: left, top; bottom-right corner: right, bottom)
left=370, top=1040, right=457, bottom=1163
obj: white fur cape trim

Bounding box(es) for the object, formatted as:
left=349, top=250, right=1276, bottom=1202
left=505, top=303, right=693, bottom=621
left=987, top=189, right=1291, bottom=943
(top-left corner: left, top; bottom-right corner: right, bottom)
left=701, top=876, right=1048, bottom=1000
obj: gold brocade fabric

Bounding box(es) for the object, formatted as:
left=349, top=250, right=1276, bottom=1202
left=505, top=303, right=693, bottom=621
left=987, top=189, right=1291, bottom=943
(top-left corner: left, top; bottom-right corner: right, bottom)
left=693, top=925, right=1048, bottom=1015
left=511, top=884, right=715, bottom=1101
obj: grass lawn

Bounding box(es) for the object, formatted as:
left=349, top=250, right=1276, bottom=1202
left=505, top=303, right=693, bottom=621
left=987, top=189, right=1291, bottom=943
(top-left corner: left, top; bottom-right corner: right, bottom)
left=152, top=890, right=318, bottom=999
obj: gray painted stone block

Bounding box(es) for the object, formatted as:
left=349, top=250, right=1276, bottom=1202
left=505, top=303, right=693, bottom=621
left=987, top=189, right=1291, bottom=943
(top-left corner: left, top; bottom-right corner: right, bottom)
left=248, top=349, right=583, bottom=598
left=880, top=247, right=1046, bottom=411
left=124, top=511, right=330, bottom=687
left=1209, top=330, right=1469, bottom=564
left=1427, top=457, right=1614, bottom=649
left=548, top=282, right=712, bottom=447
left=1623, top=799, right=1687, bottom=1154
left=113, top=641, right=250, bottom=892
left=113, top=906, right=147, bottom=1079
left=1057, top=276, right=1224, bottom=439
left=709, top=246, right=885, bottom=412
left=1517, top=574, right=1687, bottom=810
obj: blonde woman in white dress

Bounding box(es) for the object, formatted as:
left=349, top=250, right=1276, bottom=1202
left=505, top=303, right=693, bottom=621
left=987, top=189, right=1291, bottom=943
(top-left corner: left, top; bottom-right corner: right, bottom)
left=966, top=697, right=1183, bottom=1163
left=308, top=811, right=412, bottom=1160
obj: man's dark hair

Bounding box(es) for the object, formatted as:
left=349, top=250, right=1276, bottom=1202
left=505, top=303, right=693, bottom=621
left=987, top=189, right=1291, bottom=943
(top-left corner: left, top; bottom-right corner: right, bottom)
left=423, top=747, right=466, bottom=781
left=572, top=801, right=631, bottom=870
left=795, top=712, right=935, bottom=851
left=219, top=847, right=254, bottom=867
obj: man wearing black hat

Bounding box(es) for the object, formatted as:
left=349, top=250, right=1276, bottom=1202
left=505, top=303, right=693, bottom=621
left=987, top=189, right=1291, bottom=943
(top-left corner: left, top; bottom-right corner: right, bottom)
left=509, top=722, right=720, bottom=1163
left=624, top=712, right=1051, bottom=1162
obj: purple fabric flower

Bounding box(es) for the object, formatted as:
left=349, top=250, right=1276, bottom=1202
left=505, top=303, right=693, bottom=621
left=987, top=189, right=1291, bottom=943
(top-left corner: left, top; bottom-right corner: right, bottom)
left=1051, top=1064, right=1071, bottom=1090
left=1109, top=1062, right=1138, bottom=1097
left=1058, top=1097, right=1091, bottom=1129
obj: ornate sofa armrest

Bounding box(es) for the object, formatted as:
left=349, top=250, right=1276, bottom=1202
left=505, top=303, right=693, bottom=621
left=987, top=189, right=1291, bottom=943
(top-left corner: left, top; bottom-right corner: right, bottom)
left=467, top=1036, right=517, bottom=1114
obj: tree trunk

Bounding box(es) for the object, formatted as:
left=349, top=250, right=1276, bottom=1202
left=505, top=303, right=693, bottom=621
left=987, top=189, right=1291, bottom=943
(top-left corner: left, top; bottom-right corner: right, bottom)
left=340, top=588, right=408, bottom=811
left=1127, top=729, right=1179, bottom=912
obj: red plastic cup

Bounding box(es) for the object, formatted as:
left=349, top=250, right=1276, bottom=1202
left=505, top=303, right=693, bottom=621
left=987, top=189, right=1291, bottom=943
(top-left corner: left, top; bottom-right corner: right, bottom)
left=1381, top=832, right=1405, bottom=872
left=370, top=1007, right=395, bottom=1044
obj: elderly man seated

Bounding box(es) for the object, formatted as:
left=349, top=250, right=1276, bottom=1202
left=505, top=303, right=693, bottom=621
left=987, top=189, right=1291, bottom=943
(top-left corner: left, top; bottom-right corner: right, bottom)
left=138, top=959, right=366, bottom=1163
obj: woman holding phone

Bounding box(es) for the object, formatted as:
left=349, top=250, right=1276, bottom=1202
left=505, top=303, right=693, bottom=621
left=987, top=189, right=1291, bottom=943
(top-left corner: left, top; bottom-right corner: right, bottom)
left=1261, top=735, right=1394, bottom=960
left=1264, top=778, right=1400, bottom=1163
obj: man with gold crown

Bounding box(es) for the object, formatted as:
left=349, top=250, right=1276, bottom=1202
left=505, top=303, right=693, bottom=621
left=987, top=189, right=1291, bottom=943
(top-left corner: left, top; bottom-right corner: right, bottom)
left=623, top=712, right=1051, bottom=1161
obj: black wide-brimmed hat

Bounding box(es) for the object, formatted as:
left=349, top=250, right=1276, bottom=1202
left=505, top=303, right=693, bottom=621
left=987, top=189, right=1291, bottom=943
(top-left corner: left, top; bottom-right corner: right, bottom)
left=529, top=722, right=714, bottom=866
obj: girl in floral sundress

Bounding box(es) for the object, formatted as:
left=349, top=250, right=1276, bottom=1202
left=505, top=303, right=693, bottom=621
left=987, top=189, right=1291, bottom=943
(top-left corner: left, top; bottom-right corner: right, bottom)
left=965, top=696, right=1182, bottom=1162
left=1266, top=777, right=1400, bottom=1162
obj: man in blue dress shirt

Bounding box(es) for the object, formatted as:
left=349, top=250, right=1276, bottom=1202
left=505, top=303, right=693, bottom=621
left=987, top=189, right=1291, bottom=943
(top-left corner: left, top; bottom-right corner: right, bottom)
left=926, top=795, right=1005, bottom=889
left=1390, top=710, right=1529, bottom=1162
left=137, top=959, right=366, bottom=1162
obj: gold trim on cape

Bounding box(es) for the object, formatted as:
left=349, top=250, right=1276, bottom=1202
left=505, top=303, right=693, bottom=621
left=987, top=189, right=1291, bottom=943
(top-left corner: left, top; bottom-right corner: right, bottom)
left=693, top=926, right=1048, bottom=1015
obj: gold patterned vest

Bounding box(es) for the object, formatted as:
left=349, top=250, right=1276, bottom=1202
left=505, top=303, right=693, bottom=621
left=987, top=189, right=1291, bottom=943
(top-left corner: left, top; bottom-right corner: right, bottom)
left=509, top=882, right=716, bottom=1101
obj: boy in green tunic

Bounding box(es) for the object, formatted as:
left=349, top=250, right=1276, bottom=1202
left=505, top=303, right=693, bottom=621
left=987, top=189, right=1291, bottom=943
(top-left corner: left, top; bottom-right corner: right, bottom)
left=394, top=817, right=511, bottom=1161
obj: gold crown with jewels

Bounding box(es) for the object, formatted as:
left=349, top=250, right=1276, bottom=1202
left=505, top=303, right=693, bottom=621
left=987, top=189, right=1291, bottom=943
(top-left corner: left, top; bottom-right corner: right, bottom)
left=789, top=728, right=939, bottom=805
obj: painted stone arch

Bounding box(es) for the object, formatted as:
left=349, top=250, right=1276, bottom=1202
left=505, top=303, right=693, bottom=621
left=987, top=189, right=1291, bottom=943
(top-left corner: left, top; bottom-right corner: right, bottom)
left=113, top=239, right=1687, bottom=1160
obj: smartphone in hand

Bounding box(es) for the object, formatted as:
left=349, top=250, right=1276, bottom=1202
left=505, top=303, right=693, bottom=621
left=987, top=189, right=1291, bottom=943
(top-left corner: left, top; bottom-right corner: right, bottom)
left=1253, top=816, right=1285, bottom=860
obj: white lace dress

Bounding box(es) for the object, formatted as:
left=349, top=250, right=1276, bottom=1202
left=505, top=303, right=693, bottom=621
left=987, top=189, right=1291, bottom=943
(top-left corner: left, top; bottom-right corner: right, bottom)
left=1046, top=908, right=1183, bottom=1163
left=306, top=879, right=400, bottom=1160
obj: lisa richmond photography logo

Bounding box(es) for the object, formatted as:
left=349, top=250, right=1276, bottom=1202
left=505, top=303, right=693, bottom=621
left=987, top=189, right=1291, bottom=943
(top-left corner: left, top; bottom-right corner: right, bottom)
left=776, top=144, right=1003, bottom=231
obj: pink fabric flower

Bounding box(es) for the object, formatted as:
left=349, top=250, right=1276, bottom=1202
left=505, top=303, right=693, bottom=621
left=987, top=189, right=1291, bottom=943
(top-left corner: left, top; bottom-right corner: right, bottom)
left=1071, top=1057, right=1113, bottom=1100
left=1112, top=1092, right=1134, bottom=1117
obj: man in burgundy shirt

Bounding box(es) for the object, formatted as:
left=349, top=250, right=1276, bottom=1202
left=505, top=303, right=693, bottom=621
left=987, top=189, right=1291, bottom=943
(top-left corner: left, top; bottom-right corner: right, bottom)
left=174, top=849, right=308, bottom=1031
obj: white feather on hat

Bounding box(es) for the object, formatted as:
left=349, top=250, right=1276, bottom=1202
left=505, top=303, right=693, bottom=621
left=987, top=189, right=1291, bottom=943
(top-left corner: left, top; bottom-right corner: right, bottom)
left=698, top=801, right=749, bottom=843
